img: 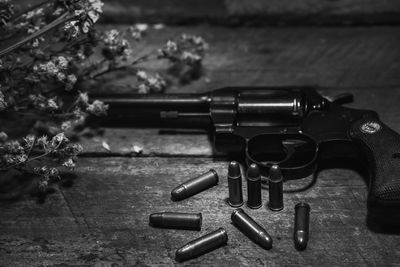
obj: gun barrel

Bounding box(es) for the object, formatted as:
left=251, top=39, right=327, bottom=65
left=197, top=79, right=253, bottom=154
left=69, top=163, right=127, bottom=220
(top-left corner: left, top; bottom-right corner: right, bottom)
left=90, top=93, right=212, bottom=128
left=96, top=94, right=210, bottom=108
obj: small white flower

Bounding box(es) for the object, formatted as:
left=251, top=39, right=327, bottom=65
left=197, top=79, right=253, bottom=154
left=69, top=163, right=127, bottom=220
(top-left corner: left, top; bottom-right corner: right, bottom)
left=136, top=70, right=148, bottom=80
left=153, top=24, right=165, bottom=30
left=17, top=154, right=28, bottom=164
left=36, top=136, right=48, bottom=147
left=61, top=121, right=72, bottom=130
left=135, top=23, right=148, bottom=32
left=53, top=132, right=68, bottom=144
left=89, top=0, right=104, bottom=13
left=87, top=100, right=108, bottom=116
left=47, top=98, right=59, bottom=110
left=82, top=21, right=91, bottom=33
left=74, top=9, right=85, bottom=16
left=165, top=40, right=178, bottom=52
left=78, top=92, right=89, bottom=104
left=0, top=131, right=8, bottom=142
left=23, top=134, right=35, bottom=147
left=57, top=72, right=66, bottom=81
left=49, top=168, right=60, bottom=178
left=31, top=38, right=39, bottom=47
left=182, top=51, right=201, bottom=63
left=44, top=61, right=59, bottom=75
left=0, top=91, right=7, bottom=111
left=63, top=158, right=76, bottom=168
left=88, top=10, right=100, bottom=23
left=67, top=74, right=77, bottom=84
left=57, top=56, right=68, bottom=69
left=138, top=84, right=150, bottom=94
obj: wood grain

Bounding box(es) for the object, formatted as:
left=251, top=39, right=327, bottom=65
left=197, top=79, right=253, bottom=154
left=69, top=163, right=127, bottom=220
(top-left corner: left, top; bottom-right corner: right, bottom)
left=13, top=0, right=400, bottom=25
left=100, top=0, right=400, bottom=25
left=1, top=157, right=399, bottom=266
left=93, top=26, right=400, bottom=94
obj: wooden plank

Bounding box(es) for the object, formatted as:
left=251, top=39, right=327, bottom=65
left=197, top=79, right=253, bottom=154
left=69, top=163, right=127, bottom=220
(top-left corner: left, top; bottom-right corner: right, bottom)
left=13, top=0, right=400, bottom=25
left=101, top=0, right=400, bottom=25
left=92, top=26, right=400, bottom=93
left=1, top=157, right=399, bottom=266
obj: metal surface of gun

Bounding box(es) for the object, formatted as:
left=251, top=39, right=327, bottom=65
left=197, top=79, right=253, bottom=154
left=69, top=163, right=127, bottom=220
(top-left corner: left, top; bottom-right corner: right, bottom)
left=92, top=87, right=400, bottom=225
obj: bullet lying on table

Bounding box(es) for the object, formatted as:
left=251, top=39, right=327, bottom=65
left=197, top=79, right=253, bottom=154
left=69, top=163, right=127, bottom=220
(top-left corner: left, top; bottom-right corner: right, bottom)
left=294, top=202, right=311, bottom=251
left=175, top=228, right=228, bottom=262
left=171, top=169, right=219, bottom=201
left=149, top=212, right=202, bottom=230
left=231, top=208, right=273, bottom=250
left=227, top=161, right=243, bottom=207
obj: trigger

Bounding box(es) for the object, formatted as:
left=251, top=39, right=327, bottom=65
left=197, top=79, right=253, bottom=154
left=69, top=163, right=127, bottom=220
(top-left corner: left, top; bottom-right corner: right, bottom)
left=282, top=139, right=308, bottom=148
left=281, top=139, right=308, bottom=160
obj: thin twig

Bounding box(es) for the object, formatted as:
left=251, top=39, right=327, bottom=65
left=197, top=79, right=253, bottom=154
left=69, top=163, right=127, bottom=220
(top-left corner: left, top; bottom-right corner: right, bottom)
left=91, top=52, right=154, bottom=79
left=0, top=12, right=74, bottom=58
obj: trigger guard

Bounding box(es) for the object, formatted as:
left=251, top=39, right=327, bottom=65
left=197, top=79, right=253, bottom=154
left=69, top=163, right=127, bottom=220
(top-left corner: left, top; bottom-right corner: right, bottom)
left=245, top=134, right=318, bottom=180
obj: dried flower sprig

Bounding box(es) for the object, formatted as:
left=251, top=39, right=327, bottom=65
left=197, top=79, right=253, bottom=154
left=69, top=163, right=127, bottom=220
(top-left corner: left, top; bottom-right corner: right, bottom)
left=0, top=132, right=82, bottom=190
left=0, top=0, right=207, bottom=194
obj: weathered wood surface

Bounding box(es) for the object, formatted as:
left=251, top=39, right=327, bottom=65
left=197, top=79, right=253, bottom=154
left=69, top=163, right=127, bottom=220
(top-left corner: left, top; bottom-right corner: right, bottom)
left=101, top=0, right=400, bottom=25
left=80, top=26, right=400, bottom=156
left=96, top=26, right=400, bottom=92
left=1, top=25, right=400, bottom=266
left=1, top=157, right=400, bottom=266
left=14, top=0, right=400, bottom=25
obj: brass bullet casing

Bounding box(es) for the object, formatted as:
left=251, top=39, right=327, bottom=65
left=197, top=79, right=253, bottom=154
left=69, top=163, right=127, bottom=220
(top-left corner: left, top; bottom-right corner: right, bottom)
left=231, top=208, right=272, bottom=250
left=175, top=228, right=228, bottom=262
left=171, top=169, right=219, bottom=201
left=247, top=164, right=262, bottom=209
left=149, top=212, right=202, bottom=231
left=294, top=202, right=310, bottom=251
left=227, top=161, right=244, bottom=207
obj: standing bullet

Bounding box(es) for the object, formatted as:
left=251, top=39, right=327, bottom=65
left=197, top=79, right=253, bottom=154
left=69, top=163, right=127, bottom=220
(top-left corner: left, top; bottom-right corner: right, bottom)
left=149, top=212, right=202, bottom=230
left=175, top=228, right=228, bottom=262
left=294, top=202, right=311, bottom=251
left=247, top=164, right=262, bottom=209
left=268, top=164, right=284, bottom=211
left=227, top=161, right=243, bottom=207
left=231, top=208, right=272, bottom=250
left=171, top=169, right=219, bottom=201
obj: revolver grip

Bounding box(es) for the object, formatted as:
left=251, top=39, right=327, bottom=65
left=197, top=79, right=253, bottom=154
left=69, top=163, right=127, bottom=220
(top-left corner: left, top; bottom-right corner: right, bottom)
left=349, top=117, right=400, bottom=224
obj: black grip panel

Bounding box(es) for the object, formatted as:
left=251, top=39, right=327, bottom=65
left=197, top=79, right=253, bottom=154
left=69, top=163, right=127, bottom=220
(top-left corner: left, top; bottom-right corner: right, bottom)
left=349, top=117, right=400, bottom=224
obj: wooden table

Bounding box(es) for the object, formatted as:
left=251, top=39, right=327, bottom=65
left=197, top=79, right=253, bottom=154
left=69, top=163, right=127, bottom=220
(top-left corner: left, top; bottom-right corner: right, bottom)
left=1, top=25, right=400, bottom=266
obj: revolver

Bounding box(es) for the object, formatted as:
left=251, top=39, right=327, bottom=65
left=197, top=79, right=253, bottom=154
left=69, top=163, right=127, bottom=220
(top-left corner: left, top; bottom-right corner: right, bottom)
left=93, top=87, right=400, bottom=225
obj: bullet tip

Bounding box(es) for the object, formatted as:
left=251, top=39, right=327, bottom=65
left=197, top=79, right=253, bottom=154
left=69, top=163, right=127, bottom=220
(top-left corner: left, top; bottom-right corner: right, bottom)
left=269, top=164, right=282, bottom=182
left=171, top=185, right=186, bottom=201
left=247, top=164, right=260, bottom=179
left=294, top=231, right=308, bottom=251
left=295, top=202, right=311, bottom=211
left=228, top=161, right=241, bottom=178
left=175, top=246, right=191, bottom=262
left=259, top=231, right=273, bottom=250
